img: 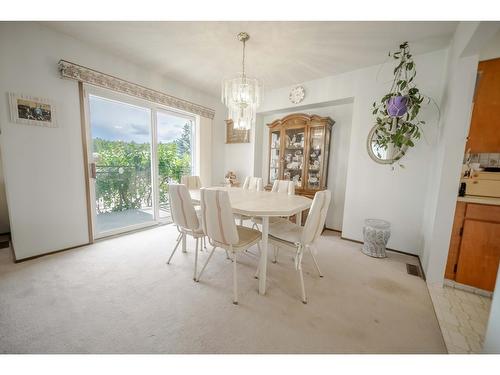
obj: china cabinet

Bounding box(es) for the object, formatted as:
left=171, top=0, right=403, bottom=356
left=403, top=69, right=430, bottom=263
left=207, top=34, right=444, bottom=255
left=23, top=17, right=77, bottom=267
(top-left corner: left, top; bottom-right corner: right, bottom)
left=267, top=113, right=334, bottom=198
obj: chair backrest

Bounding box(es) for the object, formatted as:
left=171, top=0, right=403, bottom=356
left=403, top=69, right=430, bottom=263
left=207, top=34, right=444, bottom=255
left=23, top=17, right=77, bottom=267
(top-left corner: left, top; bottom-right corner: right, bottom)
left=200, top=188, right=239, bottom=246
left=271, top=180, right=295, bottom=195
left=181, top=175, right=202, bottom=189
left=301, top=190, right=332, bottom=245
left=168, top=183, right=200, bottom=231
left=242, top=176, right=263, bottom=191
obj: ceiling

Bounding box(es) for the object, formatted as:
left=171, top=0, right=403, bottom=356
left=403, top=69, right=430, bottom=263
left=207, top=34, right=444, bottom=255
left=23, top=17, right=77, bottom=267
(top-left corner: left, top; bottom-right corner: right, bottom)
left=45, top=21, right=458, bottom=97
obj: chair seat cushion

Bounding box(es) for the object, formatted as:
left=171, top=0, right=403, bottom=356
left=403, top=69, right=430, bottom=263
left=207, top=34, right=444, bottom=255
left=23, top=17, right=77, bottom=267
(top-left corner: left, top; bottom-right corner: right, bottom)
left=268, top=219, right=303, bottom=245
left=179, top=225, right=204, bottom=235
left=233, top=226, right=261, bottom=249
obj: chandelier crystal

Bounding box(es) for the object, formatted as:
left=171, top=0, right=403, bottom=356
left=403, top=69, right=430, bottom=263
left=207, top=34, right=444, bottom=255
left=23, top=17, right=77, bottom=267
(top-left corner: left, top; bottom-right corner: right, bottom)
left=221, top=32, right=262, bottom=130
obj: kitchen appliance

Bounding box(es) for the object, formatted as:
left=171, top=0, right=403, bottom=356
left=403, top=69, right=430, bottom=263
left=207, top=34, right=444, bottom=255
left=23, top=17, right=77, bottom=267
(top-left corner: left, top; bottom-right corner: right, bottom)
left=459, top=182, right=466, bottom=197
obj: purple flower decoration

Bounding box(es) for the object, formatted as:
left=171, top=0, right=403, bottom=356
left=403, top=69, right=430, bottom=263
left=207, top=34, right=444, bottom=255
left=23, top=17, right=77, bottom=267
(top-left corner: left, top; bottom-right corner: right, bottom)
left=387, top=96, right=408, bottom=117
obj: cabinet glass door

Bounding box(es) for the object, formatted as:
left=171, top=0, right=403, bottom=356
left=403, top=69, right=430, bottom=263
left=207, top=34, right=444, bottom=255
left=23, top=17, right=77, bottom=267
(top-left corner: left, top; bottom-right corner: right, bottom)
left=269, top=130, right=281, bottom=185
left=283, top=127, right=305, bottom=189
left=307, top=126, right=324, bottom=190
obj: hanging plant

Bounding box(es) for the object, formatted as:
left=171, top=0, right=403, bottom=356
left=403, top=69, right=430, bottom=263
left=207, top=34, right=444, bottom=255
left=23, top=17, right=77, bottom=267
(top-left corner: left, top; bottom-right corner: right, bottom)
left=371, top=42, right=431, bottom=160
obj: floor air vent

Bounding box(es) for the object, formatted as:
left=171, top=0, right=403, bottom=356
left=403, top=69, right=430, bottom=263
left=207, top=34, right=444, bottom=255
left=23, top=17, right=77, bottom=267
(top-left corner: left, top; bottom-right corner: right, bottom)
left=406, top=263, right=422, bottom=277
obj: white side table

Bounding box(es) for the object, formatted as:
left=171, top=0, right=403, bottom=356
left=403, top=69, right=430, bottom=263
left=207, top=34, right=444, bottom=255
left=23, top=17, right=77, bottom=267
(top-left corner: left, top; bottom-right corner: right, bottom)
left=362, top=219, right=391, bottom=258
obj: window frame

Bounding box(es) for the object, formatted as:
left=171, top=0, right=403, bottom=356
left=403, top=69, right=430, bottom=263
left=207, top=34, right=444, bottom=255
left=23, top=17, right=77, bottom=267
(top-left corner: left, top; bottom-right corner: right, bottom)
left=82, top=84, right=198, bottom=240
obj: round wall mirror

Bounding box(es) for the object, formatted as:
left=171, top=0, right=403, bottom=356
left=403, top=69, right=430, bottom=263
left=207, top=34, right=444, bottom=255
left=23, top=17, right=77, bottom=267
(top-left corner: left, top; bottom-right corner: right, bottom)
left=366, top=125, right=408, bottom=164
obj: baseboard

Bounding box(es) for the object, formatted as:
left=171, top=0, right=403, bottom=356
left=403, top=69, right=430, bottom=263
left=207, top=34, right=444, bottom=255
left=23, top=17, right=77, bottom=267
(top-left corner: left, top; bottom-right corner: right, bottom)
left=444, top=279, right=492, bottom=297
left=324, top=226, right=341, bottom=233
left=340, top=235, right=425, bottom=279
left=13, top=241, right=91, bottom=263
left=340, top=235, right=418, bottom=257
left=13, top=222, right=168, bottom=263
left=416, top=254, right=426, bottom=281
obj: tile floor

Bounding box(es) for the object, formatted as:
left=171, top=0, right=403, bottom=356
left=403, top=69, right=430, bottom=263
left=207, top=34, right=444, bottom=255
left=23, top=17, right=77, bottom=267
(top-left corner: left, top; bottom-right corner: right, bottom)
left=428, top=283, right=492, bottom=354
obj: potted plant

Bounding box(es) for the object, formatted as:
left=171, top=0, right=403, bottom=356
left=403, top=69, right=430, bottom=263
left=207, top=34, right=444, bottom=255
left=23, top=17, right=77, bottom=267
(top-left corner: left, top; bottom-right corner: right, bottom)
left=371, top=42, right=432, bottom=163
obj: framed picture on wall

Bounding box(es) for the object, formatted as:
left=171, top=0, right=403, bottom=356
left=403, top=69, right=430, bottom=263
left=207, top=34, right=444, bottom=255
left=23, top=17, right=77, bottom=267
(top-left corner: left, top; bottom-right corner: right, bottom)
left=225, top=119, right=250, bottom=143
left=8, top=93, right=57, bottom=128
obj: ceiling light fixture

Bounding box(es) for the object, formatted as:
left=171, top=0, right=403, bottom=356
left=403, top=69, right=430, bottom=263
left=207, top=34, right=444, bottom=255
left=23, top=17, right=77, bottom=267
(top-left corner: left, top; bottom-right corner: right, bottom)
left=221, top=32, right=262, bottom=130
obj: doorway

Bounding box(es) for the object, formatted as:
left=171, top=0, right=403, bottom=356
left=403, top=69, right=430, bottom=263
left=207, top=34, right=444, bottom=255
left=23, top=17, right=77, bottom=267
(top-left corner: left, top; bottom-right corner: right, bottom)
left=83, top=86, right=196, bottom=239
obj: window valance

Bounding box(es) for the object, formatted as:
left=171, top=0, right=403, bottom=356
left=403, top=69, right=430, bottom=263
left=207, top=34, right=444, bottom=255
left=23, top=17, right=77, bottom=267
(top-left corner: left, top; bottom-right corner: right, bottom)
left=58, top=60, right=215, bottom=119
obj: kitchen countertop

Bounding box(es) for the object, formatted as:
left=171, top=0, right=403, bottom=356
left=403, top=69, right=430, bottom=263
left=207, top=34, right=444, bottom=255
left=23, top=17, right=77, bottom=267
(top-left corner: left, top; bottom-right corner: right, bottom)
left=457, top=195, right=500, bottom=206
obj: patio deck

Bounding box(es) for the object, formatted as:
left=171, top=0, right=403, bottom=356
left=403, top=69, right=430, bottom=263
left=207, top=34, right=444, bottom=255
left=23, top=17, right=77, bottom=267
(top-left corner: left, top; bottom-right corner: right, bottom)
left=95, top=207, right=172, bottom=234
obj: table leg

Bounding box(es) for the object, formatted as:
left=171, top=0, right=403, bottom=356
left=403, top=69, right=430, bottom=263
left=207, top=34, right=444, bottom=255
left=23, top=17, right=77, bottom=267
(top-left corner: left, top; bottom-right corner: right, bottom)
left=258, top=216, right=269, bottom=295
left=296, top=210, right=302, bottom=227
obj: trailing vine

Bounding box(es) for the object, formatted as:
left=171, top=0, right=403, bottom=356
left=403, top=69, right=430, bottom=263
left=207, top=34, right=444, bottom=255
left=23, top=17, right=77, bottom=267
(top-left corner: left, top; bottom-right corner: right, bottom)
left=371, top=42, right=431, bottom=161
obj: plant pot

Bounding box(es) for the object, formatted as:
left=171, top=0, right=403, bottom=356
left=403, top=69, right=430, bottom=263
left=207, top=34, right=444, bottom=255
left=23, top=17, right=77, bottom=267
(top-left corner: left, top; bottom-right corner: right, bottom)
left=386, top=96, right=408, bottom=118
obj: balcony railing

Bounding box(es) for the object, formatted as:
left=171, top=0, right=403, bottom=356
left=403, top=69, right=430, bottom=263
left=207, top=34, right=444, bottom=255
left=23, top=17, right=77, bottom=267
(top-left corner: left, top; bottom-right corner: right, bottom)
left=95, top=165, right=179, bottom=216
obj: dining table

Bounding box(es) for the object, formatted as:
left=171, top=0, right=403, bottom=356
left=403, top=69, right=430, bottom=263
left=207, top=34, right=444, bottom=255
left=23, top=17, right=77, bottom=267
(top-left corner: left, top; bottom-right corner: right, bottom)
left=189, top=187, right=312, bottom=295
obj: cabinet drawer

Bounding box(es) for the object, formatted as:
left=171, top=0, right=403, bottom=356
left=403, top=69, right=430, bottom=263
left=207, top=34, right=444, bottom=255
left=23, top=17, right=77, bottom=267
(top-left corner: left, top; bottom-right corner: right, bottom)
left=465, top=203, right=500, bottom=222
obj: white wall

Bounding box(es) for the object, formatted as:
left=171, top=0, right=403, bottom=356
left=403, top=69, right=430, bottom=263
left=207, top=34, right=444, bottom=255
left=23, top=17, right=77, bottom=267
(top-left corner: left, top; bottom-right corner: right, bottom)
left=0, top=22, right=223, bottom=259
left=249, top=49, right=447, bottom=254
left=0, top=152, right=10, bottom=233
left=421, top=22, right=500, bottom=283
left=479, top=28, right=500, bottom=61
left=484, top=265, right=500, bottom=353
left=224, top=139, right=255, bottom=182
left=211, top=102, right=228, bottom=185
left=259, top=103, right=353, bottom=231
left=221, top=111, right=261, bottom=182
left=341, top=51, right=446, bottom=254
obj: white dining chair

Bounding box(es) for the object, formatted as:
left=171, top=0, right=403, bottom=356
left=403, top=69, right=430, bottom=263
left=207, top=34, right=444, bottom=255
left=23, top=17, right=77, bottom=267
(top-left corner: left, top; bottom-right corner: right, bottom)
left=242, top=176, right=263, bottom=191
left=166, top=183, right=205, bottom=280
left=271, top=179, right=296, bottom=195
left=180, top=175, right=202, bottom=211
left=196, top=188, right=262, bottom=305
left=181, top=175, right=202, bottom=189
left=236, top=176, right=263, bottom=225
left=265, top=190, right=331, bottom=304
left=251, top=179, right=295, bottom=231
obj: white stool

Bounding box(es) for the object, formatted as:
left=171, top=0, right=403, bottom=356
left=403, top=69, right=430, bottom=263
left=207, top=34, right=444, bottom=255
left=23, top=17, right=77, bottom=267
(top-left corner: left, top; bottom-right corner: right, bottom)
left=362, top=219, right=391, bottom=258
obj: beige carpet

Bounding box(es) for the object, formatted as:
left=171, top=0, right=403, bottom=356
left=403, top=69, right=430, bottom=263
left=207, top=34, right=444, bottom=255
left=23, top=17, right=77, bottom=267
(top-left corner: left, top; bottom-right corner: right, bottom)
left=0, top=226, right=446, bottom=353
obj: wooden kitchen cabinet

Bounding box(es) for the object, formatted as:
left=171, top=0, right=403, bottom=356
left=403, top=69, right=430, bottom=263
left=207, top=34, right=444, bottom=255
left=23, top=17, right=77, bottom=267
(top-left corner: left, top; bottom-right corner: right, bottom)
left=456, top=220, right=500, bottom=291
left=445, top=202, right=500, bottom=291
left=445, top=202, right=467, bottom=280
left=466, top=58, right=500, bottom=152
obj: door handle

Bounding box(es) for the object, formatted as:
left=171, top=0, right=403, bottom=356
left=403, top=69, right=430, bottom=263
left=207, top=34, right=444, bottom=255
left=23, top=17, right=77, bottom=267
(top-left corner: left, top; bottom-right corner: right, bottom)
left=90, top=163, right=96, bottom=179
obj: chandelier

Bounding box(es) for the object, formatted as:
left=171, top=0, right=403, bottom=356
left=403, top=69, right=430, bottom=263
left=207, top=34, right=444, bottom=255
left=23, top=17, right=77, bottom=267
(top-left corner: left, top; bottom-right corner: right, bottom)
left=221, top=32, right=262, bottom=130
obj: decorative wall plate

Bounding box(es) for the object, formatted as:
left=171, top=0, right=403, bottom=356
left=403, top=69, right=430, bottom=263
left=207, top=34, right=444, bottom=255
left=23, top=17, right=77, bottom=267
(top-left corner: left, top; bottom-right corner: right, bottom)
left=289, top=85, right=305, bottom=104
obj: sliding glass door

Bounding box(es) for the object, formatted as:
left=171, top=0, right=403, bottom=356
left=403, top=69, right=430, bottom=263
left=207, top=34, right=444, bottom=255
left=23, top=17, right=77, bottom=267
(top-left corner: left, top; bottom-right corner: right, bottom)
left=157, top=110, right=195, bottom=220
left=88, top=94, right=154, bottom=236
left=85, top=88, right=196, bottom=239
